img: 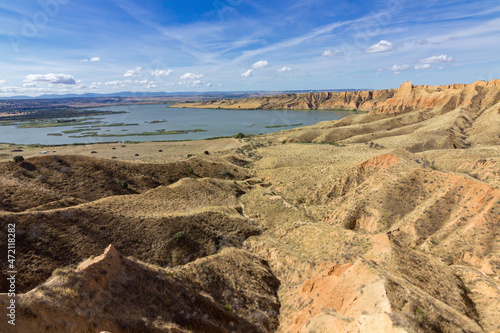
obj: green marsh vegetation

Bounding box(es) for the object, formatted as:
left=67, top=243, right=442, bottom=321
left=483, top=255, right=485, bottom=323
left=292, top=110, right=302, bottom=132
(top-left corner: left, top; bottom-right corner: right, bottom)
left=14, top=118, right=102, bottom=128
left=145, top=119, right=168, bottom=124
left=265, top=123, right=303, bottom=128
left=91, top=122, right=139, bottom=127
left=68, top=128, right=206, bottom=138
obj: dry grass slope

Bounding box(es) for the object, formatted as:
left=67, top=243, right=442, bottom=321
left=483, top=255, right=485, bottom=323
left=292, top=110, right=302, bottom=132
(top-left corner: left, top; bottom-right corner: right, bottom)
left=1, top=80, right=499, bottom=333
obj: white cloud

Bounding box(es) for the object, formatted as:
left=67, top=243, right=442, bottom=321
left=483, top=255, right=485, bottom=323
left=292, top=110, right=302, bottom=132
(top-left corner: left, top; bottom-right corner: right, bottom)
left=25, top=73, right=76, bottom=85
left=151, top=69, right=173, bottom=77
left=147, top=81, right=158, bottom=89
left=82, top=57, right=100, bottom=62
left=0, top=86, right=18, bottom=93
left=389, top=64, right=410, bottom=71
left=419, top=55, right=453, bottom=64
left=135, top=80, right=149, bottom=84
left=277, top=67, right=293, bottom=72
left=0, top=79, right=6, bottom=85
left=207, top=83, right=214, bottom=87
left=23, top=83, right=37, bottom=87
left=365, top=40, right=393, bottom=53
left=89, top=82, right=102, bottom=89
left=105, top=80, right=127, bottom=87
left=180, top=72, right=203, bottom=80
left=322, top=49, right=342, bottom=57
left=251, top=60, right=269, bottom=69
left=241, top=69, right=253, bottom=77
left=393, top=72, right=401, bottom=76
left=124, top=67, right=143, bottom=77
left=414, top=64, right=432, bottom=70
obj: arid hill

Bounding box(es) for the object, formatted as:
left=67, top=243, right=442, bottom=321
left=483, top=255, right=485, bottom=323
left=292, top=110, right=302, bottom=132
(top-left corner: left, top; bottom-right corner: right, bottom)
left=171, top=88, right=395, bottom=111
left=1, top=80, right=499, bottom=332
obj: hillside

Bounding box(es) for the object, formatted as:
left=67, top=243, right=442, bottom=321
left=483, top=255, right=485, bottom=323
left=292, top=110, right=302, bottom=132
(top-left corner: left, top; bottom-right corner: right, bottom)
left=170, top=88, right=395, bottom=111
left=1, top=80, right=499, bottom=332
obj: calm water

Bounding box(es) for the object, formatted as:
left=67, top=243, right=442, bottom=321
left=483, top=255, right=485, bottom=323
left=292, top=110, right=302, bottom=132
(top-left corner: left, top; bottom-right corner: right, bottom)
left=1, top=104, right=355, bottom=145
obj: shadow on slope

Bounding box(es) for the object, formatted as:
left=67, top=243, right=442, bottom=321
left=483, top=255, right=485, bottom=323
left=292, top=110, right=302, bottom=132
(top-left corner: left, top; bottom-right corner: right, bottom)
left=0, top=245, right=280, bottom=333
left=0, top=154, right=252, bottom=212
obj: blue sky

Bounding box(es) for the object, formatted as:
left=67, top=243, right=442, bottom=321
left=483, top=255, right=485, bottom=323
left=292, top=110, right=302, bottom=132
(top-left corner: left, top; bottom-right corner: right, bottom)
left=0, top=0, right=499, bottom=96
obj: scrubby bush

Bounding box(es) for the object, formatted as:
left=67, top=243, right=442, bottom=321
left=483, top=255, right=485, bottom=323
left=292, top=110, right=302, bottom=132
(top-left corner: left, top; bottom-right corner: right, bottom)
left=13, top=156, right=24, bottom=163
left=120, top=180, right=129, bottom=189
left=173, top=231, right=185, bottom=241
left=234, top=132, right=246, bottom=139
left=204, top=150, right=210, bottom=155
left=51, top=268, right=65, bottom=277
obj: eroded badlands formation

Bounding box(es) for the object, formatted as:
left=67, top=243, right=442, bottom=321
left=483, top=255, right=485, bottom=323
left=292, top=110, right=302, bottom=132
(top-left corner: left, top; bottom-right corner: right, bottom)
left=1, top=80, right=499, bottom=332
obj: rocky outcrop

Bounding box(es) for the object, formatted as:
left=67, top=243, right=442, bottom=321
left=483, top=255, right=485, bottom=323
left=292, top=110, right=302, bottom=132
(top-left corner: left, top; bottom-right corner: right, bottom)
left=0, top=245, right=280, bottom=333
left=377, top=79, right=500, bottom=114
left=269, top=80, right=500, bottom=151
left=286, top=245, right=483, bottom=333
left=179, top=80, right=500, bottom=115
left=188, top=89, right=396, bottom=111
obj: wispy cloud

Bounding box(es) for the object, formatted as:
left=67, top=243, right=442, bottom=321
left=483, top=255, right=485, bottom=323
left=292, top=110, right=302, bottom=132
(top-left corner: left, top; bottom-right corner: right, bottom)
left=0, top=0, right=498, bottom=95
left=235, top=18, right=358, bottom=62
left=389, top=64, right=410, bottom=71
left=322, top=49, right=342, bottom=57
left=419, top=55, right=453, bottom=64
left=105, top=80, right=128, bottom=87
left=365, top=40, right=393, bottom=53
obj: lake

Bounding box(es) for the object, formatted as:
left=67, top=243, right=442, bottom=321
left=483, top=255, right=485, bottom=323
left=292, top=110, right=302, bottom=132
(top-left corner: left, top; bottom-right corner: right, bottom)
left=0, top=104, right=356, bottom=145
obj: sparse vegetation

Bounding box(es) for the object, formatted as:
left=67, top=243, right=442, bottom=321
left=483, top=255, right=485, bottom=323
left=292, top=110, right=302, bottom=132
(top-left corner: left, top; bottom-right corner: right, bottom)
left=2, top=80, right=499, bottom=333
left=51, top=268, right=65, bottom=277
left=415, top=308, right=428, bottom=323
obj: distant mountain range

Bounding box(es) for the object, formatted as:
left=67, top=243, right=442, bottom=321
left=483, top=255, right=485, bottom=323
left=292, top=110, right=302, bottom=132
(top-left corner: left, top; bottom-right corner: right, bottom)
left=2, top=89, right=364, bottom=100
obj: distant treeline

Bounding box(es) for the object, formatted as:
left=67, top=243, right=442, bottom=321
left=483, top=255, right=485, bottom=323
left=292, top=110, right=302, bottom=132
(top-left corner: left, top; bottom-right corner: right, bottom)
left=0, top=108, right=126, bottom=122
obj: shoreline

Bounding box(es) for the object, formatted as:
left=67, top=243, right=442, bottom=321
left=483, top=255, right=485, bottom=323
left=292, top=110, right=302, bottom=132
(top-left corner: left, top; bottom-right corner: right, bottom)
left=169, top=102, right=363, bottom=112
left=0, top=137, right=249, bottom=163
